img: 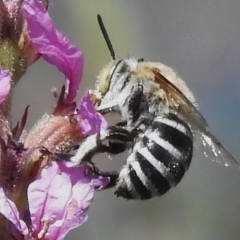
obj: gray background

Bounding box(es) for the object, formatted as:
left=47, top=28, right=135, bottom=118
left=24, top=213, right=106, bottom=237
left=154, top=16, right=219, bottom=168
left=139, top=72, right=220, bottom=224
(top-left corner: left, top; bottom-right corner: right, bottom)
left=13, top=0, right=240, bottom=240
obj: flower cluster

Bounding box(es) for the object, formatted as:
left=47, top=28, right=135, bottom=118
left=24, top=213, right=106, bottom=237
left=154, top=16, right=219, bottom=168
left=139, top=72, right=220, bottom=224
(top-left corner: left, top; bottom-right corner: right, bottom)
left=0, top=0, right=108, bottom=239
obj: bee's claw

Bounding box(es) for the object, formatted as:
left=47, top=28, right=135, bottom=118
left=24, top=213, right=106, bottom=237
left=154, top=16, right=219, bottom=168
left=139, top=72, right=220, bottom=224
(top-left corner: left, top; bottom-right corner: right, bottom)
left=52, top=153, right=74, bottom=162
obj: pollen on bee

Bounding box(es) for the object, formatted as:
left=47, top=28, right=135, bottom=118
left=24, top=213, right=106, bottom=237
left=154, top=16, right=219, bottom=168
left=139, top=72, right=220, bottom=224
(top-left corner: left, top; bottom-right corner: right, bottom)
left=88, top=89, right=102, bottom=103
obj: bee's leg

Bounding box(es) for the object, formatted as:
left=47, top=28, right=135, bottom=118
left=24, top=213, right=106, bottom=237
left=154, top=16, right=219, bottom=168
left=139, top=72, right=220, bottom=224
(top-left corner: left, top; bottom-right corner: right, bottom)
left=115, top=121, right=127, bottom=127
left=128, top=82, right=150, bottom=123
left=84, top=158, right=99, bottom=174
left=53, top=151, right=118, bottom=190
left=128, top=83, right=144, bottom=121
left=71, top=144, right=82, bottom=151
left=97, top=125, right=132, bottom=154
left=53, top=153, right=74, bottom=161
left=95, top=170, right=119, bottom=190
left=53, top=126, right=131, bottom=164
left=97, top=102, right=119, bottom=115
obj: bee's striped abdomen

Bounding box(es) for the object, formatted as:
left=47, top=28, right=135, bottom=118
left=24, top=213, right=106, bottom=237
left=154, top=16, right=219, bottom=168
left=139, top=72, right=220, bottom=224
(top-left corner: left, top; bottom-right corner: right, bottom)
left=115, top=113, right=193, bottom=200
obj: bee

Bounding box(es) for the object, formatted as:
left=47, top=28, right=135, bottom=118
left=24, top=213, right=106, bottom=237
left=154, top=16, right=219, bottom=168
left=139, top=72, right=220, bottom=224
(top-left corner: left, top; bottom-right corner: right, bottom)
left=57, top=15, right=239, bottom=200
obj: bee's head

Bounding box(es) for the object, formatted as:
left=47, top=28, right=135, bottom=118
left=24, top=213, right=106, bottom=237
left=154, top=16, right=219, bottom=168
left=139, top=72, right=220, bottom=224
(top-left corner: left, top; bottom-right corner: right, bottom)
left=96, top=56, right=145, bottom=96
left=94, top=15, right=144, bottom=112
left=96, top=57, right=142, bottom=98
left=94, top=57, right=143, bottom=119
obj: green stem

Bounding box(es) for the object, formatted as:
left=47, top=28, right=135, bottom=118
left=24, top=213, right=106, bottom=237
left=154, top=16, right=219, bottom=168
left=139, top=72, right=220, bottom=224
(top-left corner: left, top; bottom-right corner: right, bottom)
left=0, top=40, right=27, bottom=84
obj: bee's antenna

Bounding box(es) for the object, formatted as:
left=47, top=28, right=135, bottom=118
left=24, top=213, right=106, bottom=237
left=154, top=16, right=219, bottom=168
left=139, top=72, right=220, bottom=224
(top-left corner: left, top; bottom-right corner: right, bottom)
left=97, top=14, right=116, bottom=60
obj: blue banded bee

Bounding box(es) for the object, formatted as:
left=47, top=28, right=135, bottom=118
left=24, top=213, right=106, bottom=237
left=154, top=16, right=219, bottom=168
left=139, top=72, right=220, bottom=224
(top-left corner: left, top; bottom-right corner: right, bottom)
left=56, top=15, right=239, bottom=200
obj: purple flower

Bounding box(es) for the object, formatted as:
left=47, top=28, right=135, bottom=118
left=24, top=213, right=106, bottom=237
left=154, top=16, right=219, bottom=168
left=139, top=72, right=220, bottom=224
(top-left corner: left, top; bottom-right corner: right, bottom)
left=78, top=93, right=108, bottom=135
left=0, top=69, right=11, bottom=104
left=0, top=0, right=109, bottom=239
left=28, top=162, right=108, bottom=240
left=22, top=0, right=84, bottom=102
left=0, top=188, right=28, bottom=236
left=0, top=162, right=109, bottom=240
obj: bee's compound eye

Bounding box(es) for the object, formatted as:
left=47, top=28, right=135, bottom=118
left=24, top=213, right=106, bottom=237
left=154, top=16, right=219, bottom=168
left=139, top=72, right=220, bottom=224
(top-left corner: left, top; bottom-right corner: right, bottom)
left=98, top=61, right=116, bottom=95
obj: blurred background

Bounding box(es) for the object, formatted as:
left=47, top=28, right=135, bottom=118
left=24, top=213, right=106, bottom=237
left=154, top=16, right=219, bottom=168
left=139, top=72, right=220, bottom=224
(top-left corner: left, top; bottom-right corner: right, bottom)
left=13, top=0, right=240, bottom=239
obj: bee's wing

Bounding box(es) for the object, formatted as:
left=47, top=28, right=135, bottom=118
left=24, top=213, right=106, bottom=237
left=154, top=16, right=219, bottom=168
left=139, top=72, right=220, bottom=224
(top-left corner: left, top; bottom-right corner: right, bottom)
left=153, top=69, right=239, bottom=168
left=194, top=130, right=239, bottom=168
left=153, top=69, right=208, bottom=131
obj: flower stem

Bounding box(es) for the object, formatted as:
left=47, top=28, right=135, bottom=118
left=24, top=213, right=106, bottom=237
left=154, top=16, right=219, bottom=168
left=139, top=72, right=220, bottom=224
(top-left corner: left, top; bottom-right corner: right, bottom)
left=0, top=40, right=27, bottom=83
left=0, top=215, right=14, bottom=240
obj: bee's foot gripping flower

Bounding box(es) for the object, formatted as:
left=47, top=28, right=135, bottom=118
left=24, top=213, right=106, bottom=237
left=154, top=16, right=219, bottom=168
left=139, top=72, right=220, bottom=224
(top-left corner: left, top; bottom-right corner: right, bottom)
left=0, top=0, right=108, bottom=239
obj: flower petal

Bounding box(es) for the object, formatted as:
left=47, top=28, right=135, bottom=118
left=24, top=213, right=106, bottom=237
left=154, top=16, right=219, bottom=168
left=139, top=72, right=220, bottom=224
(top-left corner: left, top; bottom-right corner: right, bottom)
left=22, top=0, right=84, bottom=102
left=78, top=92, right=108, bottom=135
left=27, top=162, right=71, bottom=232
left=0, top=188, right=28, bottom=235
left=28, top=161, right=108, bottom=239
left=0, top=69, right=11, bottom=103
